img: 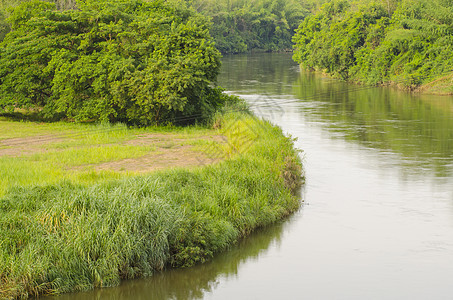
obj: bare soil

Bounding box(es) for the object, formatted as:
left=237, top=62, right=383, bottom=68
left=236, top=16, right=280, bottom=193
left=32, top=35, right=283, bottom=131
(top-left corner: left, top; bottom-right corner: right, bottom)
left=0, top=132, right=225, bottom=172
left=0, top=135, right=63, bottom=157
left=94, top=145, right=214, bottom=173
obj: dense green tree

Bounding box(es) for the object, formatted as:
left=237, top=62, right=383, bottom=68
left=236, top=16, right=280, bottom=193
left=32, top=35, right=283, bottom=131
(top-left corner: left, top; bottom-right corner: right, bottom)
left=0, top=0, right=325, bottom=54
left=293, top=0, right=453, bottom=92
left=188, top=0, right=316, bottom=54
left=0, top=0, right=226, bottom=125
left=293, top=0, right=390, bottom=79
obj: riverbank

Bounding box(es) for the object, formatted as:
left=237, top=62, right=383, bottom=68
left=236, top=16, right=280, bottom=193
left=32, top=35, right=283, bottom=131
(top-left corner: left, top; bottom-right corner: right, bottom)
left=415, top=74, right=453, bottom=95
left=0, top=112, right=303, bottom=299
left=298, top=66, right=453, bottom=96
left=292, top=0, right=453, bottom=96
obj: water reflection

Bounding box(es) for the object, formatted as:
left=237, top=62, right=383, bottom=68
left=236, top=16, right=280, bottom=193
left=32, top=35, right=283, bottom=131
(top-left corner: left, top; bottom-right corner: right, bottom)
left=292, top=71, right=453, bottom=178
left=220, top=53, right=453, bottom=179
left=218, top=52, right=298, bottom=95
left=45, top=217, right=297, bottom=300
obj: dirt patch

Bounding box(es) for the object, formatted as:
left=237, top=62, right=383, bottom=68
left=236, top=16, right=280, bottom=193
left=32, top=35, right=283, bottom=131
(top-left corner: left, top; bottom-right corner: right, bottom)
left=93, top=145, right=218, bottom=173
left=125, top=133, right=185, bottom=145
left=0, top=135, right=63, bottom=157
left=1, top=132, right=227, bottom=172
left=124, top=133, right=227, bottom=147
left=93, top=133, right=227, bottom=172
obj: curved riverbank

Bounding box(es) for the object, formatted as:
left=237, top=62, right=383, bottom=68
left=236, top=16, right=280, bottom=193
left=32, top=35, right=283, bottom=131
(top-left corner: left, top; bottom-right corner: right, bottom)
left=0, top=112, right=303, bottom=299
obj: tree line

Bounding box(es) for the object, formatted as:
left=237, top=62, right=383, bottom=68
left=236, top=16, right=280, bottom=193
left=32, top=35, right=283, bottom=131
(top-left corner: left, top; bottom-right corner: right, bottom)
left=292, top=0, right=453, bottom=92
left=0, top=0, right=323, bottom=124
left=1, top=0, right=451, bottom=125
left=1, top=0, right=325, bottom=54
left=186, top=0, right=323, bottom=54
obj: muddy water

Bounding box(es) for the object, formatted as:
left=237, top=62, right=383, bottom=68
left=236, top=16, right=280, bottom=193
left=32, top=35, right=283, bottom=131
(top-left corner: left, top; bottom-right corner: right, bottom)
left=50, top=53, right=453, bottom=300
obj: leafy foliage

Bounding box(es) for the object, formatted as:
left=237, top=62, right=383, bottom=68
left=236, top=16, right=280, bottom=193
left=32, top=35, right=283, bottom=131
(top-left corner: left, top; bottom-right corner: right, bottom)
left=0, top=0, right=77, bottom=41
left=0, top=0, right=226, bottom=125
left=293, top=0, right=453, bottom=92
left=187, top=0, right=317, bottom=54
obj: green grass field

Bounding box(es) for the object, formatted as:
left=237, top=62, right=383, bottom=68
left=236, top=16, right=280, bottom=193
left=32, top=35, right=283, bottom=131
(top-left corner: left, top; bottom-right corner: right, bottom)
left=0, top=112, right=303, bottom=299
left=0, top=117, right=222, bottom=197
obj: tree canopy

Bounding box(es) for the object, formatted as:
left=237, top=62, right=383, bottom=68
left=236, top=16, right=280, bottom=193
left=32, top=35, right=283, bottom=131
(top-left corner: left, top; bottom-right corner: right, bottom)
left=292, top=0, right=453, bottom=93
left=187, top=0, right=319, bottom=54
left=0, top=0, right=227, bottom=125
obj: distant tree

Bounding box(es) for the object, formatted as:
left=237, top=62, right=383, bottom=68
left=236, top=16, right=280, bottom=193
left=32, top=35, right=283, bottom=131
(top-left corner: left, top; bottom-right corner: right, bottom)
left=187, top=0, right=313, bottom=54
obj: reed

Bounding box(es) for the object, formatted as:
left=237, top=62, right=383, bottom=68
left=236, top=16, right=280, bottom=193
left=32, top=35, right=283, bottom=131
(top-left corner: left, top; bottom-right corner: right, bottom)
left=0, top=113, right=303, bottom=299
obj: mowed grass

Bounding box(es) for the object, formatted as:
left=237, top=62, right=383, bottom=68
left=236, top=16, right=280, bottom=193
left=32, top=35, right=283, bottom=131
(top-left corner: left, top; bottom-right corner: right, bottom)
left=0, top=118, right=217, bottom=197
left=0, top=112, right=304, bottom=299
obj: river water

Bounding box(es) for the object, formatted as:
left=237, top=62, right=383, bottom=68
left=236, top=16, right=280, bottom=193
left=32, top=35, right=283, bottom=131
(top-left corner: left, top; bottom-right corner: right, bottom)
left=51, top=53, right=453, bottom=299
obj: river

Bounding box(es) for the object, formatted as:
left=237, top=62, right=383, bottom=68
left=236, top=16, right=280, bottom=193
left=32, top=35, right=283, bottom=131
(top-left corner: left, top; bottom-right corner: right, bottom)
left=50, top=53, right=453, bottom=300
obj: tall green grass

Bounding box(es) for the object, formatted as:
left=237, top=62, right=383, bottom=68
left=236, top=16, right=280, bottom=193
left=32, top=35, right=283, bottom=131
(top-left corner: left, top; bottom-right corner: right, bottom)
left=0, top=113, right=303, bottom=299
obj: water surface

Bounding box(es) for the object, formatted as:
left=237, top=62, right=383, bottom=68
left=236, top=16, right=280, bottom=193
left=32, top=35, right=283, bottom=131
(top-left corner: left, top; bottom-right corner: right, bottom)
left=51, top=53, right=453, bottom=300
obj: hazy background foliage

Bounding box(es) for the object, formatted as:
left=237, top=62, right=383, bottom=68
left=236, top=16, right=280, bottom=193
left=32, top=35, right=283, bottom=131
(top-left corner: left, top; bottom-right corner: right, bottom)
left=293, top=0, right=453, bottom=92
left=186, top=0, right=317, bottom=54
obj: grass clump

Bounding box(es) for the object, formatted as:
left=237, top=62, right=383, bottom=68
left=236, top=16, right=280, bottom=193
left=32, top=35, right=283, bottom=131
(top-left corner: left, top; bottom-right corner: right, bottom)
left=0, top=113, right=303, bottom=299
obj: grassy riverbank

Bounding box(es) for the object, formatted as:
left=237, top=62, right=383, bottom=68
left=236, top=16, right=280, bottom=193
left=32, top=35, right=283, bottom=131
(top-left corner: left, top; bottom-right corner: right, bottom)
left=0, top=112, right=303, bottom=299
